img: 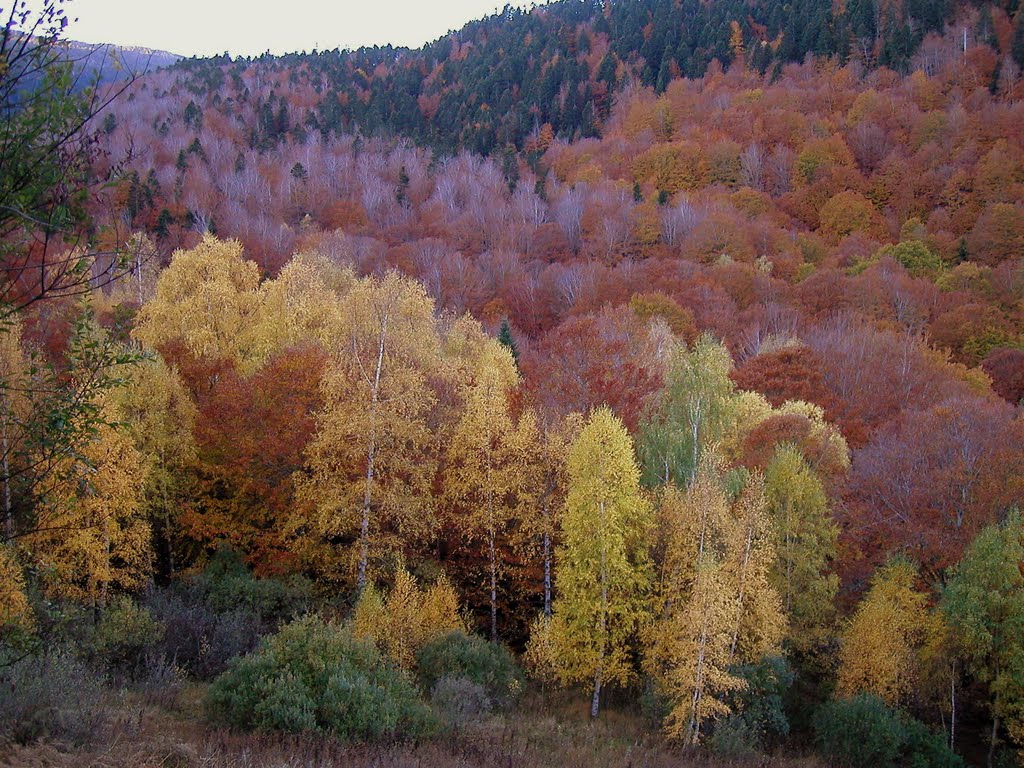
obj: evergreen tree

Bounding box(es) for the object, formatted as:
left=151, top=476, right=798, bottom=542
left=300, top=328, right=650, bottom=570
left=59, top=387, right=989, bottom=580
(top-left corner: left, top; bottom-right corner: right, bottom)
left=497, top=319, right=519, bottom=366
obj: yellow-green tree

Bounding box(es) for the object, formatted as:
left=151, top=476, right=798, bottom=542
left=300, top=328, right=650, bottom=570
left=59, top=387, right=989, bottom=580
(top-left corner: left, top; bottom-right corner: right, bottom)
left=112, top=357, right=197, bottom=579
left=133, top=235, right=266, bottom=370
left=529, top=413, right=581, bottom=619
left=836, top=559, right=932, bottom=706
left=350, top=568, right=465, bottom=669
left=444, top=343, right=538, bottom=641
left=765, top=445, right=838, bottom=660
left=549, top=407, right=652, bottom=718
left=942, top=512, right=1024, bottom=761
left=299, top=272, right=441, bottom=590
left=639, top=334, right=736, bottom=487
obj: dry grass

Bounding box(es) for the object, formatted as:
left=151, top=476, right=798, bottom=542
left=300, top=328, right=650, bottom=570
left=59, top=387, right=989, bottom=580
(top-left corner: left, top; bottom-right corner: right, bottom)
left=0, top=686, right=824, bottom=768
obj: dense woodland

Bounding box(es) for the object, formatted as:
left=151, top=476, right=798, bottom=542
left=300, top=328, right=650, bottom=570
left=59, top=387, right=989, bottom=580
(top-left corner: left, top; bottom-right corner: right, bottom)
left=3, top=0, right=1024, bottom=766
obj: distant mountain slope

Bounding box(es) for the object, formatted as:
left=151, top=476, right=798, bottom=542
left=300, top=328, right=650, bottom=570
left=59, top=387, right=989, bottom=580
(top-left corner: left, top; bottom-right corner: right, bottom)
left=168, top=0, right=1023, bottom=154
left=63, top=40, right=182, bottom=86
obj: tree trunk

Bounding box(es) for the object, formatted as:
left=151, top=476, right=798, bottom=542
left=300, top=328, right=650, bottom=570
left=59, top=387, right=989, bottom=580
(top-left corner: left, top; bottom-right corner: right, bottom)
left=358, top=324, right=388, bottom=592
left=989, top=715, right=999, bottom=768
left=543, top=530, right=551, bottom=619
left=359, top=447, right=374, bottom=592
left=163, top=501, right=175, bottom=580
left=489, top=526, right=498, bottom=642
left=2, top=413, right=10, bottom=543
left=689, top=597, right=710, bottom=745
left=690, top=403, right=701, bottom=483
left=593, top=499, right=608, bottom=720
left=730, top=521, right=754, bottom=657
left=136, top=248, right=144, bottom=305
left=950, top=663, right=956, bottom=751
left=160, top=450, right=175, bottom=580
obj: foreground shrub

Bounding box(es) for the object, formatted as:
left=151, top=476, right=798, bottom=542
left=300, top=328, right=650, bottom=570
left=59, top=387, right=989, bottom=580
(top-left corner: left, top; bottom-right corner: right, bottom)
left=709, top=717, right=762, bottom=760
left=814, top=694, right=963, bottom=768
left=88, top=596, right=165, bottom=679
left=431, top=675, right=493, bottom=728
left=141, top=551, right=311, bottom=680
left=710, top=657, right=794, bottom=758
left=416, top=630, right=523, bottom=708
left=0, top=648, right=107, bottom=745
left=145, top=587, right=262, bottom=679
left=206, top=615, right=436, bottom=741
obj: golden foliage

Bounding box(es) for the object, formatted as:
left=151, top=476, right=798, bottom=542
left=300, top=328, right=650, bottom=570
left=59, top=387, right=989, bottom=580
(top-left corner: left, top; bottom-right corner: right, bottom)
left=836, top=559, right=932, bottom=705
left=350, top=568, right=466, bottom=669
left=0, top=546, right=33, bottom=632
left=444, top=342, right=539, bottom=639
left=30, top=400, right=151, bottom=603
left=645, top=459, right=784, bottom=743
left=298, top=272, right=441, bottom=588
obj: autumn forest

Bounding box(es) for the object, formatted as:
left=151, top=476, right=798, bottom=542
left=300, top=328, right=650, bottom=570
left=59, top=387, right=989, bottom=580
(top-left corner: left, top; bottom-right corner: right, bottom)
left=2, top=0, right=1024, bottom=766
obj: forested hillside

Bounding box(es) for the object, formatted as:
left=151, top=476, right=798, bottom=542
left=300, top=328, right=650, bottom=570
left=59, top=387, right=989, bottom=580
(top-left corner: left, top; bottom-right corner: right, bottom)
left=2, top=0, right=1024, bottom=766
left=169, top=0, right=1024, bottom=152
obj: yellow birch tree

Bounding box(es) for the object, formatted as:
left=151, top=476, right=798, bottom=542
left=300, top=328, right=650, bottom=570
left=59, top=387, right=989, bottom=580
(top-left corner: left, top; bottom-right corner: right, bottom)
left=724, top=471, right=786, bottom=664
left=646, top=461, right=743, bottom=744
left=444, top=342, right=537, bottom=641
left=836, top=559, right=932, bottom=705
left=112, top=357, right=197, bottom=579
left=646, top=458, right=784, bottom=744
left=299, top=272, right=441, bottom=590
left=133, top=235, right=266, bottom=371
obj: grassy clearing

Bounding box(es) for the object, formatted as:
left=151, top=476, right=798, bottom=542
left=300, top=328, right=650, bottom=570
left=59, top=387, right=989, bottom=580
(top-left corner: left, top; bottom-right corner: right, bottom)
left=0, top=685, right=823, bottom=768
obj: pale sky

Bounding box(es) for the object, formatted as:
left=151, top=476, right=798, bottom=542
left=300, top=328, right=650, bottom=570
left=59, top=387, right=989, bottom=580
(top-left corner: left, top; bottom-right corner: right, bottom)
left=42, top=0, right=535, bottom=57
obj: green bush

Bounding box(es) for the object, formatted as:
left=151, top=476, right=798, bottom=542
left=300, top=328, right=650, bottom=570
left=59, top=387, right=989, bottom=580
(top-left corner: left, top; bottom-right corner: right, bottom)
left=814, top=695, right=963, bottom=768
left=902, top=717, right=965, bottom=768
left=711, top=656, right=793, bottom=757
left=89, top=596, right=165, bottom=678
left=192, top=546, right=312, bottom=622
left=709, top=716, right=761, bottom=759
left=205, top=615, right=435, bottom=741
left=814, top=695, right=904, bottom=768
left=415, top=631, right=524, bottom=708
left=877, top=240, right=944, bottom=279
